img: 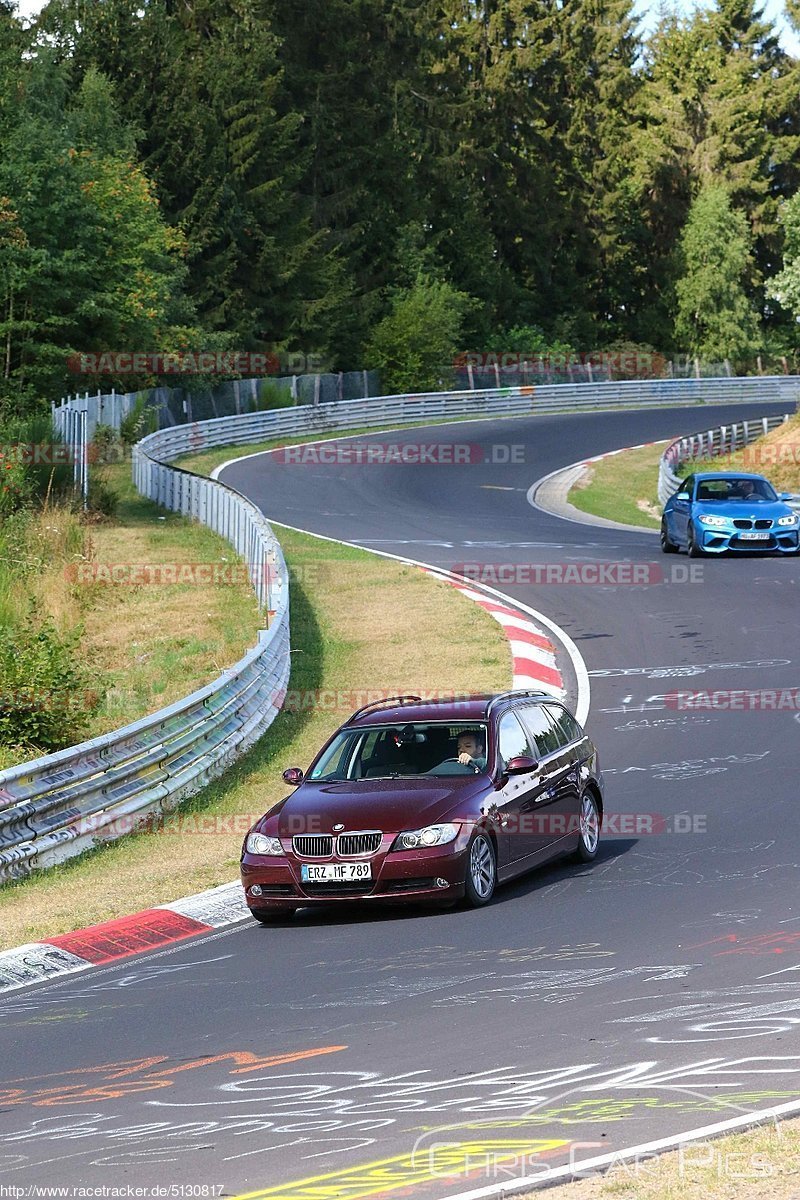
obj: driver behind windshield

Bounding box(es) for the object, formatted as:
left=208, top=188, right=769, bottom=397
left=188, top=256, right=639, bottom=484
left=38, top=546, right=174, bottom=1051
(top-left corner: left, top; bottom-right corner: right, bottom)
left=733, top=478, right=764, bottom=500
left=455, top=730, right=486, bottom=770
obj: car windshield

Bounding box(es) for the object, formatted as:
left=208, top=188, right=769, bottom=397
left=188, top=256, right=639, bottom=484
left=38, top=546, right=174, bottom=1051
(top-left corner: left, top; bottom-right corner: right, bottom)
left=308, top=722, right=489, bottom=781
left=695, top=477, right=778, bottom=502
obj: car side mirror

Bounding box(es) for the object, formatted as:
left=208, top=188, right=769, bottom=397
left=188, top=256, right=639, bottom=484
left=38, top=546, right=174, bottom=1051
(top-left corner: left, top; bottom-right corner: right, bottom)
left=282, top=767, right=304, bottom=785
left=505, top=755, right=538, bottom=775
left=780, top=492, right=793, bottom=501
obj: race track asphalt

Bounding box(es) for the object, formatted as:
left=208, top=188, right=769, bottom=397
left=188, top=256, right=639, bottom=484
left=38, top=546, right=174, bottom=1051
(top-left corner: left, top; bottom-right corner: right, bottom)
left=2, top=402, right=799, bottom=1198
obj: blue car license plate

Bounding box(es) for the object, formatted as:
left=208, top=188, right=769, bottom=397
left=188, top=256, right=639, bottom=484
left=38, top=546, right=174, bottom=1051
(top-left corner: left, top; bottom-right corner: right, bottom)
left=739, top=531, right=769, bottom=540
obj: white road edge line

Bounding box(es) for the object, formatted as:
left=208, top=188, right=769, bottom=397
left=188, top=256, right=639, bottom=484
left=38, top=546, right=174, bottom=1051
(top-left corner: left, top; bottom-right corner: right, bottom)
left=439, top=1097, right=800, bottom=1198
left=210, top=428, right=800, bottom=1198
left=526, top=452, right=664, bottom=534
left=214, top=446, right=594, bottom=720
left=214, top=445, right=591, bottom=725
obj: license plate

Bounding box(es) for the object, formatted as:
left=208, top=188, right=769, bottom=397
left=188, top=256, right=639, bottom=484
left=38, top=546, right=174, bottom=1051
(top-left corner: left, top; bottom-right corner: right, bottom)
left=739, top=531, right=770, bottom=541
left=300, top=862, right=372, bottom=883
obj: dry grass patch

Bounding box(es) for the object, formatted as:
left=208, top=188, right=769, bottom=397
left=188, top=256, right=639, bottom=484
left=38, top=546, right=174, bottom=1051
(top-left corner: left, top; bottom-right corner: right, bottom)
left=0, top=525, right=510, bottom=946
left=519, top=1115, right=800, bottom=1199
left=688, top=411, right=800, bottom=493
left=76, top=465, right=260, bottom=732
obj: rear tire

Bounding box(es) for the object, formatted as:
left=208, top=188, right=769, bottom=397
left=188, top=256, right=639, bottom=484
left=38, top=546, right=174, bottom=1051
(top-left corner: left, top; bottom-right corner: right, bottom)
left=660, top=519, right=678, bottom=554
left=250, top=907, right=296, bottom=924
left=463, top=832, right=497, bottom=907
left=575, top=791, right=601, bottom=863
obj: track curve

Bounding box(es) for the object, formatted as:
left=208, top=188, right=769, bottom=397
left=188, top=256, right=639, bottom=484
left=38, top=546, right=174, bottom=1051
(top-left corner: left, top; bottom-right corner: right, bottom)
left=3, top=402, right=800, bottom=1197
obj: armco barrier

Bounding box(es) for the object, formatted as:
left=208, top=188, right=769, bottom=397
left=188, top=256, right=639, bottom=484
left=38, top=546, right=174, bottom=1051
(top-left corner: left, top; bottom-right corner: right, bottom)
left=127, top=375, right=800, bottom=459
left=0, top=446, right=289, bottom=882
left=658, top=413, right=796, bottom=506
left=4, top=374, right=798, bottom=883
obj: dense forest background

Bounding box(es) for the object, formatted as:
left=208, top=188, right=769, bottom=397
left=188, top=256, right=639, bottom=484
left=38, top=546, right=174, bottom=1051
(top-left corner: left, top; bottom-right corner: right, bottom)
left=3, top=0, right=800, bottom=407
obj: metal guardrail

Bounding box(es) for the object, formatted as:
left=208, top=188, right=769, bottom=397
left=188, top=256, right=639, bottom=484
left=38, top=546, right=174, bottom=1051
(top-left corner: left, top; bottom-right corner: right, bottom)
left=5, top=374, right=799, bottom=883
left=657, top=414, right=796, bottom=506
left=129, top=375, right=800, bottom=465
left=0, top=430, right=290, bottom=882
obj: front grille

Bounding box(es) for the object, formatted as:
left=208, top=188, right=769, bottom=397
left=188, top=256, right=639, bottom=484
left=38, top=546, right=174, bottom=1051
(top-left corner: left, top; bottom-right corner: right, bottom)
left=732, top=536, right=775, bottom=548
left=302, top=882, right=374, bottom=897
left=338, top=831, right=382, bottom=857
left=755, top=519, right=772, bottom=530
left=293, top=835, right=333, bottom=858
left=733, top=519, right=753, bottom=529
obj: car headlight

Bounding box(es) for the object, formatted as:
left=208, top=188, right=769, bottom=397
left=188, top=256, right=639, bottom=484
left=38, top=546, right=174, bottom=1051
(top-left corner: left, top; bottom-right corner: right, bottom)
left=698, top=515, right=728, bottom=527
left=391, top=823, right=460, bottom=851
left=778, top=515, right=798, bottom=527
left=246, top=832, right=284, bottom=856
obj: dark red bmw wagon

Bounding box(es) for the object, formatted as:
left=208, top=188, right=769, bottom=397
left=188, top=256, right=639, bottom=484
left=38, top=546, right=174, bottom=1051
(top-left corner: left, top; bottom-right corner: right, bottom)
left=240, top=690, right=604, bottom=920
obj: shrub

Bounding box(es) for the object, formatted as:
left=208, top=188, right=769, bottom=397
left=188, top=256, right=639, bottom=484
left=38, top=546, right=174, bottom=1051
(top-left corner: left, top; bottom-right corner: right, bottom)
left=91, top=422, right=126, bottom=464
left=120, top=394, right=158, bottom=445
left=0, top=611, right=101, bottom=751
left=248, top=380, right=294, bottom=411
left=365, top=274, right=475, bottom=394
left=85, top=469, right=119, bottom=517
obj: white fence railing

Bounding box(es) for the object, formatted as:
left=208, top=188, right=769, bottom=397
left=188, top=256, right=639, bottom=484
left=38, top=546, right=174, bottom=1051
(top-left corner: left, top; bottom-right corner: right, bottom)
left=658, top=414, right=796, bottom=506
left=4, top=375, right=798, bottom=882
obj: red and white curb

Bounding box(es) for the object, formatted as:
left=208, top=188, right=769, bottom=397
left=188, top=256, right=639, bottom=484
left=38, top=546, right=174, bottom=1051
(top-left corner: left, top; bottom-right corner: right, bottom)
left=0, top=881, right=249, bottom=995
left=423, top=568, right=564, bottom=696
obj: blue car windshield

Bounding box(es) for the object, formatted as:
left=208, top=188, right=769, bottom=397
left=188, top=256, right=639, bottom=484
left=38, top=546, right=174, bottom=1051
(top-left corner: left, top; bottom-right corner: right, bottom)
left=695, top=478, right=778, bottom=503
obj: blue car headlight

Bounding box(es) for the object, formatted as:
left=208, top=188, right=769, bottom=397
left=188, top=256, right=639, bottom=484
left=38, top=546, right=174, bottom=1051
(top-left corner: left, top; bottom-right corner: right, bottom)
left=698, top=515, right=728, bottom=528
left=777, top=515, right=798, bottom=527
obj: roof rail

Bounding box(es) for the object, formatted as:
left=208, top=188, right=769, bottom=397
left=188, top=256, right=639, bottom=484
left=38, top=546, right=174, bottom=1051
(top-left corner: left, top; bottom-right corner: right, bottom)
left=348, top=695, right=424, bottom=722
left=485, top=689, right=550, bottom=717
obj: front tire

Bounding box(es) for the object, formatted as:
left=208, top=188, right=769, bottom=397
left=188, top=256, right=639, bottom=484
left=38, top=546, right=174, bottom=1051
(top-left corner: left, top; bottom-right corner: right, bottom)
left=575, top=791, right=601, bottom=863
left=464, top=832, right=497, bottom=907
left=687, top=525, right=704, bottom=558
left=660, top=519, right=678, bottom=554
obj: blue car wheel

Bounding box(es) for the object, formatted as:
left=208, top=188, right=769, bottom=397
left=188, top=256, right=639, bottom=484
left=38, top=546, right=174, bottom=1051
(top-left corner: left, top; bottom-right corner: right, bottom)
left=660, top=519, right=678, bottom=554
left=687, top=524, right=704, bottom=557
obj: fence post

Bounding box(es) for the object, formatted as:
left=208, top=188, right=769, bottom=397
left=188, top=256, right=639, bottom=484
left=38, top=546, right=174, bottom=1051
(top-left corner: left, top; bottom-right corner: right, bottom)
left=362, top=369, right=369, bottom=398
left=81, top=409, right=89, bottom=509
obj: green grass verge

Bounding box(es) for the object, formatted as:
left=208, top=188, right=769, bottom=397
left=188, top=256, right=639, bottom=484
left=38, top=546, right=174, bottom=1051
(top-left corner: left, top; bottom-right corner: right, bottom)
left=568, top=443, right=667, bottom=529
left=0, top=463, right=261, bottom=768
